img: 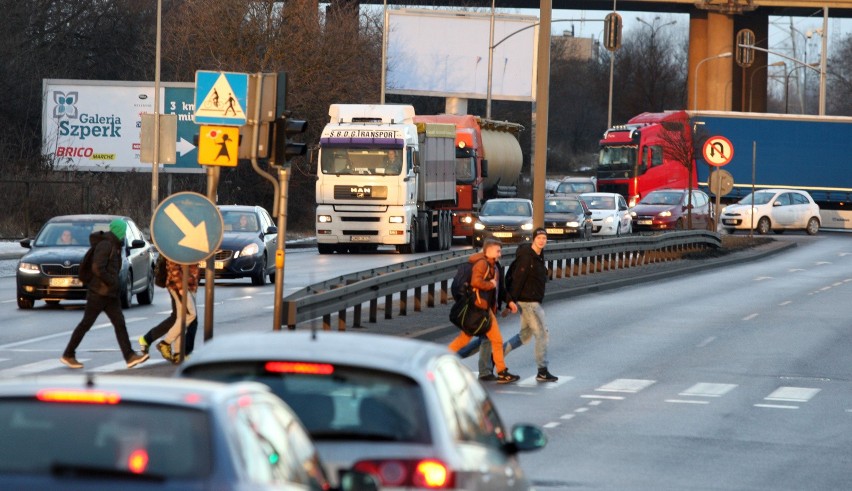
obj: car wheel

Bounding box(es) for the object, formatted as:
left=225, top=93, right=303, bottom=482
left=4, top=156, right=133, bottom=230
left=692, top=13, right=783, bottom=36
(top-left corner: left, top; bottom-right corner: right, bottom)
left=251, top=255, right=267, bottom=286
left=806, top=217, right=820, bottom=235
left=137, top=267, right=155, bottom=305
left=317, top=244, right=334, bottom=255
left=17, top=296, right=34, bottom=309
left=120, top=273, right=133, bottom=309
left=756, top=217, right=771, bottom=235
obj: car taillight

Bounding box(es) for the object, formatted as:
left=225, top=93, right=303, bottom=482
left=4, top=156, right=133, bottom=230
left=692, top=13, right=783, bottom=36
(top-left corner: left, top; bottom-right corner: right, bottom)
left=353, top=459, right=453, bottom=488
left=264, top=361, right=334, bottom=375
left=127, top=448, right=149, bottom=474
left=36, top=389, right=121, bottom=404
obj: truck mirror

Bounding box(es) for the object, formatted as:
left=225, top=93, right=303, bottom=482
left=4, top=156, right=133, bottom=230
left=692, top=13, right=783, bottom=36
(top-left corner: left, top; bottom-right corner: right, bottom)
left=481, top=159, right=489, bottom=178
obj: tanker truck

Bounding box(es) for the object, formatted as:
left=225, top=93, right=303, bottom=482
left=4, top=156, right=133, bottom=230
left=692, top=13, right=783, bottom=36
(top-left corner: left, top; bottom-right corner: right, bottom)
left=315, top=104, right=457, bottom=254
left=412, top=114, right=524, bottom=241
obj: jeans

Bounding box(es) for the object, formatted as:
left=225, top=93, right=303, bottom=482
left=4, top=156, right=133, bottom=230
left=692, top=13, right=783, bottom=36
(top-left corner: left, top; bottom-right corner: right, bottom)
left=459, top=301, right=548, bottom=375
left=63, top=291, right=134, bottom=361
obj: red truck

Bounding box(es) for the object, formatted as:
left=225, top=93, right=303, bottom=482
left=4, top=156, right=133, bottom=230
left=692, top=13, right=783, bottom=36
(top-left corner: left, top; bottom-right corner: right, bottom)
left=413, top=114, right=524, bottom=240
left=596, top=111, right=696, bottom=207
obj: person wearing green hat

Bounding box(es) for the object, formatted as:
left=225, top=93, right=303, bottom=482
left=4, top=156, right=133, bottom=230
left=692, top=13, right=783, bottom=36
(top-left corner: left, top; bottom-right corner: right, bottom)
left=60, top=218, right=149, bottom=369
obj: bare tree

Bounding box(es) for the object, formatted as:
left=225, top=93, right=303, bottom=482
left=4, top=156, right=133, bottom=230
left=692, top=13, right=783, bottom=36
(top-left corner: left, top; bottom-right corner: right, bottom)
left=827, top=33, right=852, bottom=116
left=657, top=113, right=699, bottom=229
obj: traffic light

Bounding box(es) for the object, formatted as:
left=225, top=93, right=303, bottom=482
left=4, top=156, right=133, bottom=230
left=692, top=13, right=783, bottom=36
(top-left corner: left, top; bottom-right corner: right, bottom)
left=603, top=13, right=622, bottom=52
left=735, top=29, right=755, bottom=68
left=270, top=113, right=308, bottom=166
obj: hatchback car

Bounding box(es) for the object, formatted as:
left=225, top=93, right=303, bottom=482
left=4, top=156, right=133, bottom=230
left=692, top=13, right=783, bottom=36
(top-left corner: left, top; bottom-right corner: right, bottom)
left=720, top=189, right=820, bottom=235
left=543, top=196, right=593, bottom=240
left=200, top=205, right=278, bottom=285
left=178, top=331, right=548, bottom=490
left=0, top=375, right=376, bottom=491
left=472, top=198, right=534, bottom=246
left=549, top=177, right=596, bottom=197
left=579, top=192, right=632, bottom=236
left=629, top=189, right=713, bottom=232
left=16, top=215, right=155, bottom=310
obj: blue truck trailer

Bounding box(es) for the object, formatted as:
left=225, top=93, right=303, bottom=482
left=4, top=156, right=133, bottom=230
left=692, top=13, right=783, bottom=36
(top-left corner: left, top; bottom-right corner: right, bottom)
left=690, top=111, right=852, bottom=230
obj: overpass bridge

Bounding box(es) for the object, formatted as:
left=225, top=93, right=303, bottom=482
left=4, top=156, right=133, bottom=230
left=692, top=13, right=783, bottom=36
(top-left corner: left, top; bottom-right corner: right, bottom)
left=350, top=0, right=852, bottom=113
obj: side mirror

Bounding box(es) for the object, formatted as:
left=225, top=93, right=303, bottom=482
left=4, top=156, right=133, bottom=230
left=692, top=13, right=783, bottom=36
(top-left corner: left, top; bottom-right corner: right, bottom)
left=481, top=159, right=489, bottom=178
left=503, top=423, right=548, bottom=455
left=585, top=210, right=593, bottom=217
left=338, top=470, right=380, bottom=491
left=773, top=201, right=781, bottom=207
left=129, top=239, right=146, bottom=249
left=265, top=226, right=278, bottom=235
left=20, top=238, right=32, bottom=249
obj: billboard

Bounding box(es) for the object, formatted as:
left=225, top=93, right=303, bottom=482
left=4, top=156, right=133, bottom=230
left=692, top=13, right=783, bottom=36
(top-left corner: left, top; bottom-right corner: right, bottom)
left=42, top=79, right=201, bottom=173
left=386, top=9, right=538, bottom=101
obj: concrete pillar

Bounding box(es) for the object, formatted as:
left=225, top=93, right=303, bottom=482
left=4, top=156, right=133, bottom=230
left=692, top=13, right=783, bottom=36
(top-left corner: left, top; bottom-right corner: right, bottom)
left=688, top=10, right=734, bottom=111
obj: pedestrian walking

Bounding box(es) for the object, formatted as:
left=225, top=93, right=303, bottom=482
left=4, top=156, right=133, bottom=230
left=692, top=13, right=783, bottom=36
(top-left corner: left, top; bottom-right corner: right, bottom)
left=139, top=256, right=199, bottom=363
left=448, top=239, right=520, bottom=384
left=60, top=219, right=149, bottom=369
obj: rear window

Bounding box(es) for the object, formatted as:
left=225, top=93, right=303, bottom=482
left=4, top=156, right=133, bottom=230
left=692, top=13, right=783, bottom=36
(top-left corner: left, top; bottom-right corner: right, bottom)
left=0, top=399, right=212, bottom=479
left=183, top=362, right=431, bottom=444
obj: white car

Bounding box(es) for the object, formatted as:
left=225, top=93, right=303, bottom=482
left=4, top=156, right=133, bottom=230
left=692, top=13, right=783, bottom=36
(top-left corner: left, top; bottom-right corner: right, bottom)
left=721, top=189, right=820, bottom=235
left=580, top=192, right=632, bottom=236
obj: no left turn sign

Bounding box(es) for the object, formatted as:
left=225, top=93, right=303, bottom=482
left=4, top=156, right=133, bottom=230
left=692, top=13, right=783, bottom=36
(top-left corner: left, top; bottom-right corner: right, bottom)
left=702, top=136, right=734, bottom=167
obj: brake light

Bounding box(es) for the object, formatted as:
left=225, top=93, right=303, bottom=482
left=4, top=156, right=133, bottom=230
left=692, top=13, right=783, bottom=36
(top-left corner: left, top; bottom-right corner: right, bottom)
left=264, top=361, right=334, bottom=375
left=353, top=459, right=453, bottom=488
left=36, top=389, right=121, bottom=404
left=127, top=448, right=149, bottom=474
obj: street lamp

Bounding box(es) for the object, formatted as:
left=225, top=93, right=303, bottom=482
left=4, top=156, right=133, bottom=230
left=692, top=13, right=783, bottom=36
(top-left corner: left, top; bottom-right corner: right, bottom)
left=748, top=61, right=785, bottom=112
left=635, top=16, right=677, bottom=41
left=785, top=63, right=818, bottom=114
left=692, top=52, right=733, bottom=111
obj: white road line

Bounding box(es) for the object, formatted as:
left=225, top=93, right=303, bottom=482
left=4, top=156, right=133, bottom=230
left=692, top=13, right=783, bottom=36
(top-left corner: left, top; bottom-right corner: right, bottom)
left=0, top=359, right=80, bottom=377
left=666, top=399, right=710, bottom=404
left=517, top=375, right=573, bottom=388
left=779, top=300, right=792, bottom=306
left=543, top=422, right=561, bottom=428
left=596, top=378, right=655, bottom=393
left=765, top=386, right=821, bottom=402
left=754, top=403, right=799, bottom=409
left=680, top=383, right=738, bottom=398
left=581, top=395, right=624, bottom=400
left=815, top=261, right=831, bottom=265
left=574, top=407, right=589, bottom=413
left=696, top=336, right=716, bottom=348
left=742, top=313, right=758, bottom=320
left=820, top=286, right=832, bottom=291
left=754, top=276, right=774, bottom=281
left=230, top=296, right=253, bottom=301
left=560, top=414, right=575, bottom=420
left=788, top=268, right=805, bottom=272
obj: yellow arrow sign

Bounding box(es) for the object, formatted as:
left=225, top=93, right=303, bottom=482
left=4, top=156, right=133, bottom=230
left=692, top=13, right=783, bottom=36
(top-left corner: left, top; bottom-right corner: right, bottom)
left=164, top=203, right=210, bottom=253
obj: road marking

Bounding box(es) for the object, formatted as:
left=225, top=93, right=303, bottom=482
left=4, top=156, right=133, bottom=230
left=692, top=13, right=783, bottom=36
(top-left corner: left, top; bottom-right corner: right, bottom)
left=574, top=407, right=589, bottom=413
left=815, top=261, right=831, bottom=265
left=581, top=394, right=624, bottom=400
left=788, top=268, right=805, bottom=272
left=543, top=422, right=561, bottom=428
left=596, top=378, right=655, bottom=393
left=680, top=383, right=738, bottom=398
left=779, top=300, right=792, bottom=306
left=0, top=359, right=79, bottom=377
left=754, top=276, right=773, bottom=281
left=832, top=282, right=843, bottom=287
left=666, top=399, right=710, bottom=405
left=742, top=313, right=758, bottom=321
left=91, top=357, right=170, bottom=373
left=765, top=386, right=821, bottom=402
left=820, top=286, right=832, bottom=291
left=754, top=404, right=799, bottom=410
left=560, top=414, right=575, bottom=420
left=518, top=375, right=573, bottom=388
left=696, top=336, right=716, bottom=347
left=588, top=400, right=602, bottom=406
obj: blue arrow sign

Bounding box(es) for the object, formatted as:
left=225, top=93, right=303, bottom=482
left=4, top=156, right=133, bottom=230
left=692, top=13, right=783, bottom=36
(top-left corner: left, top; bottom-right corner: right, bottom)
left=193, top=71, right=248, bottom=126
left=151, top=192, right=223, bottom=264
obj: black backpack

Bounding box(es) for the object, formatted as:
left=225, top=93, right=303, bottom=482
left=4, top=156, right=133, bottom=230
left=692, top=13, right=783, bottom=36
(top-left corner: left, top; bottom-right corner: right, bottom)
left=450, top=261, right=473, bottom=302
left=77, top=246, right=95, bottom=285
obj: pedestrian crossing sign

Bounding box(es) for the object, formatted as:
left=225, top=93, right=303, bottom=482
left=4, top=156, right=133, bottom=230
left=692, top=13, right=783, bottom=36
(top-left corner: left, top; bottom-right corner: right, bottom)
left=197, top=125, right=239, bottom=166
left=193, top=71, right=248, bottom=126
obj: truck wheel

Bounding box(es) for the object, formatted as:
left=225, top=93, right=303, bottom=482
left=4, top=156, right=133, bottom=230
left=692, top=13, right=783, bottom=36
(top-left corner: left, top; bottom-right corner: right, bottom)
left=428, top=212, right=440, bottom=251
left=806, top=217, right=820, bottom=235
left=398, top=224, right=416, bottom=254
left=415, top=215, right=429, bottom=253
left=317, top=244, right=334, bottom=255
left=756, top=217, right=771, bottom=235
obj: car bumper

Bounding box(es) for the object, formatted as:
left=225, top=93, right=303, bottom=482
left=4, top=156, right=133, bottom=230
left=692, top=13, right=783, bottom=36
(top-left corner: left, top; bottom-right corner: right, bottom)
left=198, top=252, right=263, bottom=279
left=16, top=274, right=87, bottom=301
left=473, top=231, right=531, bottom=245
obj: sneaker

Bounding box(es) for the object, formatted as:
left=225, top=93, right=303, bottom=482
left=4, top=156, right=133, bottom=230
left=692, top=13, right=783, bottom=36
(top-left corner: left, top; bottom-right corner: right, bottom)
left=496, top=369, right=520, bottom=384
left=536, top=369, right=558, bottom=382
left=126, top=351, right=149, bottom=369
left=138, top=335, right=149, bottom=354
left=60, top=356, right=83, bottom=369
left=170, top=353, right=182, bottom=365
left=156, top=341, right=173, bottom=361
left=479, top=373, right=498, bottom=382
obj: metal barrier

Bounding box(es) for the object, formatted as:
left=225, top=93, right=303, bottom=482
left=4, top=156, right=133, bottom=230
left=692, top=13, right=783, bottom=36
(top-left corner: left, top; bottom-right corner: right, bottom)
left=281, top=231, right=721, bottom=331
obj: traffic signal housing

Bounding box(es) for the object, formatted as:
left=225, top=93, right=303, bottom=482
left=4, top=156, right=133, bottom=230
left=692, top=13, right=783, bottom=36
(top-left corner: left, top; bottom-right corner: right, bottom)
left=735, top=29, right=756, bottom=68
left=270, top=114, right=308, bottom=166
left=604, top=13, right=622, bottom=52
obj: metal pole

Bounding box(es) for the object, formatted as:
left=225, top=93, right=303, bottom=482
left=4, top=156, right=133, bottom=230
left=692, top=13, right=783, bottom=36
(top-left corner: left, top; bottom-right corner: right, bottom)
left=486, top=0, right=495, bottom=119
left=380, top=0, right=388, bottom=104
left=273, top=166, right=289, bottom=330
left=532, top=0, right=551, bottom=228
left=176, top=264, right=188, bottom=364
left=819, top=7, right=828, bottom=116
left=151, top=0, right=162, bottom=217
left=203, top=167, right=218, bottom=341
left=750, top=141, right=756, bottom=239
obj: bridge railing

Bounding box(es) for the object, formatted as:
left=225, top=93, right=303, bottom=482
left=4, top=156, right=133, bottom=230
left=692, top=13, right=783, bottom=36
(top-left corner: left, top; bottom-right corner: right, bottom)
left=281, top=231, right=721, bottom=331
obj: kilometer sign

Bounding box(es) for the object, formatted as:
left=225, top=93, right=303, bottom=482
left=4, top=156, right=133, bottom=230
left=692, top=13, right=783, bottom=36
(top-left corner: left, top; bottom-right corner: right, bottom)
left=702, top=136, right=734, bottom=167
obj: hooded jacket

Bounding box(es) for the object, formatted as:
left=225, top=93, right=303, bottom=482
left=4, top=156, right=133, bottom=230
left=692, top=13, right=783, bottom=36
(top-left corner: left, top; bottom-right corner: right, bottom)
left=507, top=243, right=547, bottom=303
left=87, top=230, right=123, bottom=297
left=468, top=251, right=512, bottom=312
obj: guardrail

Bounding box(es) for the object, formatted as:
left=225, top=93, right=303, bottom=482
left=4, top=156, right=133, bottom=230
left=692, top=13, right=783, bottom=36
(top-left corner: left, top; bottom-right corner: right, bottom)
left=281, top=231, right=721, bottom=331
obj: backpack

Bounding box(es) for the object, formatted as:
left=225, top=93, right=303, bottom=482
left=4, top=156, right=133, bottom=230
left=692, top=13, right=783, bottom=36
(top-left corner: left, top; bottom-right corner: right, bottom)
left=450, top=261, right=474, bottom=302
left=78, top=246, right=95, bottom=285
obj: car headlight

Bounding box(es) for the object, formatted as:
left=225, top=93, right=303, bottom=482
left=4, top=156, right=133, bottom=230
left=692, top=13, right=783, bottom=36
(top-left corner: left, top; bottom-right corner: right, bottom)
left=237, top=243, right=260, bottom=258
left=566, top=221, right=579, bottom=227
left=317, top=215, right=332, bottom=223
left=18, top=262, right=40, bottom=274
left=460, top=215, right=473, bottom=224
left=658, top=210, right=672, bottom=217
left=389, top=216, right=404, bottom=223
left=630, top=211, right=637, bottom=218
left=474, top=222, right=485, bottom=231
left=521, top=223, right=534, bottom=231
left=604, top=215, right=614, bottom=223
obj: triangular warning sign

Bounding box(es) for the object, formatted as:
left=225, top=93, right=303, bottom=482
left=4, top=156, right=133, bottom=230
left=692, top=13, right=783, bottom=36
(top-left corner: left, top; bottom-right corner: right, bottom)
left=195, top=74, right=245, bottom=120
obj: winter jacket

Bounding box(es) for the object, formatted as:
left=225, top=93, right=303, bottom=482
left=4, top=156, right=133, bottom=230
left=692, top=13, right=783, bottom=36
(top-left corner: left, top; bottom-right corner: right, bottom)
left=507, top=243, right=547, bottom=303
left=468, top=252, right=512, bottom=312
left=87, top=231, right=122, bottom=298
left=165, top=259, right=200, bottom=293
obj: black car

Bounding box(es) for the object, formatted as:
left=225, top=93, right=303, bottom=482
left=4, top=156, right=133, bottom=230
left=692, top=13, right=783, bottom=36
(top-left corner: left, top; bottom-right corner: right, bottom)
left=472, top=198, right=535, bottom=246
left=544, top=196, right=593, bottom=240
left=16, top=215, right=155, bottom=310
left=200, top=205, right=278, bottom=285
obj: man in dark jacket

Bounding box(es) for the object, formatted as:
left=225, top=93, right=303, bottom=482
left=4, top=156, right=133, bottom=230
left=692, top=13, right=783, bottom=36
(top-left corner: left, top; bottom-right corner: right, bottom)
left=60, top=219, right=149, bottom=369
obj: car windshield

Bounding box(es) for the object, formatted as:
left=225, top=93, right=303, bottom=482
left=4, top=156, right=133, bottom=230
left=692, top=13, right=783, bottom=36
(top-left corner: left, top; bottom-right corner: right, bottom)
left=584, top=196, right=615, bottom=210
left=0, top=399, right=211, bottom=478
left=480, top=201, right=531, bottom=217
left=545, top=200, right=582, bottom=214
left=556, top=182, right=595, bottom=194
left=183, top=362, right=431, bottom=444
left=640, top=192, right=683, bottom=206
left=221, top=211, right=258, bottom=232
left=738, top=192, right=775, bottom=206
left=34, top=222, right=107, bottom=247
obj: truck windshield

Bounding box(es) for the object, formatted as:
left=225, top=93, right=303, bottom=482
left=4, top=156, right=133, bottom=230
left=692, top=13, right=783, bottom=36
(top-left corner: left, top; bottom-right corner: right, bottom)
left=320, top=147, right=403, bottom=176
left=598, top=146, right=637, bottom=176
left=455, top=147, right=475, bottom=184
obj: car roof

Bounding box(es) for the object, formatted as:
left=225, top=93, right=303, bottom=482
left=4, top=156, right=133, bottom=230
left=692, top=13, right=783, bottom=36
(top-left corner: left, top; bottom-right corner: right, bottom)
left=218, top=205, right=260, bottom=212
left=46, top=214, right=126, bottom=222
left=181, top=331, right=452, bottom=374
left=0, top=374, right=268, bottom=409
left=755, top=188, right=809, bottom=194
left=483, top=198, right=532, bottom=203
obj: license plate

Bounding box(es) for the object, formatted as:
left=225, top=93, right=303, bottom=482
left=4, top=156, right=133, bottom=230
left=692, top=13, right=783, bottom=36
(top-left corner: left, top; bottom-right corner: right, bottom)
left=637, top=220, right=652, bottom=225
left=492, top=232, right=513, bottom=238
left=545, top=228, right=563, bottom=234
left=723, top=219, right=736, bottom=225
left=198, top=261, right=224, bottom=269
left=350, top=235, right=371, bottom=242
left=50, top=277, right=82, bottom=287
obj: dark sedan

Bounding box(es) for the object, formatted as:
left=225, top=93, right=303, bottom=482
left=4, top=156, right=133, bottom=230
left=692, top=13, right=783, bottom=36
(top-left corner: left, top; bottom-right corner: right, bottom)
left=200, top=205, right=278, bottom=285
left=472, top=198, right=534, bottom=246
left=16, top=215, right=155, bottom=310
left=544, top=196, right=593, bottom=240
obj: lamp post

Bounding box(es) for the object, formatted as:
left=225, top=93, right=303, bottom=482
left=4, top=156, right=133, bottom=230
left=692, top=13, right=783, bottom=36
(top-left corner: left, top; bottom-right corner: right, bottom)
left=785, top=63, right=818, bottom=114
left=635, top=16, right=676, bottom=43
left=748, top=61, right=785, bottom=112
left=692, top=52, right=732, bottom=111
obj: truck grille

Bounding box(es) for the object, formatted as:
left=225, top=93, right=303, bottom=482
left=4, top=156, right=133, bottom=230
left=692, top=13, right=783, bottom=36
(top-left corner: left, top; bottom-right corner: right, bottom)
left=334, top=185, right=388, bottom=200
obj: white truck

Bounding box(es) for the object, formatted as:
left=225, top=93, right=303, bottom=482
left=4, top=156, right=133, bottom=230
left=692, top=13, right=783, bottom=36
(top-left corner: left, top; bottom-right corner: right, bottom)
left=315, top=104, right=456, bottom=254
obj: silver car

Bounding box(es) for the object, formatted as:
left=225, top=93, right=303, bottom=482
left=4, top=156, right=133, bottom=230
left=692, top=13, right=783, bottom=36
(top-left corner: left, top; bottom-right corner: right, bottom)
left=177, top=331, right=547, bottom=490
